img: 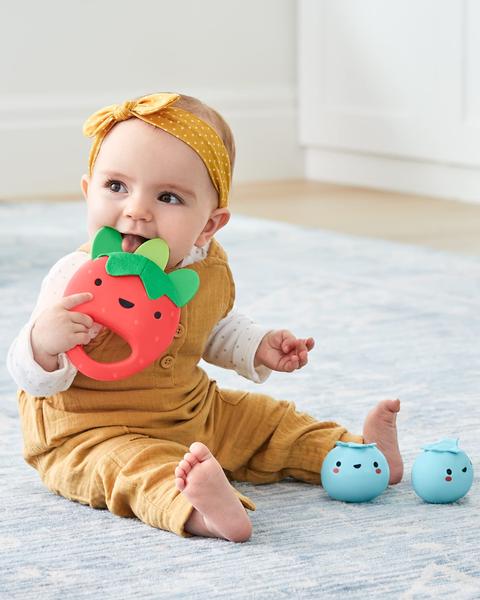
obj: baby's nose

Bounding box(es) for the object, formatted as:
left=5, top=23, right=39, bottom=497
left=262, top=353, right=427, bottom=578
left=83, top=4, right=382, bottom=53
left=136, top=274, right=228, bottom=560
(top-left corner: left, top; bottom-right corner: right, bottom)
left=124, top=196, right=152, bottom=221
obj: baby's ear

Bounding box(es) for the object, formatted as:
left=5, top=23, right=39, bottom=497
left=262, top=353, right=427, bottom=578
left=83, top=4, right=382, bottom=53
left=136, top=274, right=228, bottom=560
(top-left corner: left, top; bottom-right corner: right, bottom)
left=81, top=174, right=90, bottom=199
left=196, top=208, right=231, bottom=246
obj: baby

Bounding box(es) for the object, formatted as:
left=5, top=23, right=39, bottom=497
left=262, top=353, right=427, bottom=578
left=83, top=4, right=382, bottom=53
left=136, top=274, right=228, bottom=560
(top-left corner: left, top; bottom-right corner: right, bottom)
left=7, top=92, right=403, bottom=542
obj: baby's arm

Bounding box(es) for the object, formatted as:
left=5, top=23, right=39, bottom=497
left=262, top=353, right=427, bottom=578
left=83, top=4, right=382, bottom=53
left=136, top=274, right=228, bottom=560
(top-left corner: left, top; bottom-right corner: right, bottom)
left=202, top=310, right=273, bottom=383
left=203, top=311, right=315, bottom=382
left=7, top=252, right=99, bottom=395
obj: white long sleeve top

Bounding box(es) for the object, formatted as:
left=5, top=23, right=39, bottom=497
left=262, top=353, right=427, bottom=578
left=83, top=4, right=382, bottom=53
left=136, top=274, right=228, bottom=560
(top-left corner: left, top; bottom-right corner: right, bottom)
left=7, top=241, right=272, bottom=397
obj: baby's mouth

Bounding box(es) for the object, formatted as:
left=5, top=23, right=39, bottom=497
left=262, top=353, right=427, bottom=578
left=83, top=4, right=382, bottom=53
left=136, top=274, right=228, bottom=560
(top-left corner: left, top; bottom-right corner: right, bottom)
left=121, top=233, right=149, bottom=253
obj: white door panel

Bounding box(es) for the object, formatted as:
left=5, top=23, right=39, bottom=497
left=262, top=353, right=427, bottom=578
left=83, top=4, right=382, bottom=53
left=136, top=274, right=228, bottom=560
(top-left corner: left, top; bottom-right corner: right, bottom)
left=299, top=0, right=480, bottom=167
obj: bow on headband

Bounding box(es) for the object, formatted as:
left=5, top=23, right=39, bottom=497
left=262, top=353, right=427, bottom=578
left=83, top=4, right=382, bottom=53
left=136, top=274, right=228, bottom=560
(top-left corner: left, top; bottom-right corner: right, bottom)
left=83, top=92, right=231, bottom=208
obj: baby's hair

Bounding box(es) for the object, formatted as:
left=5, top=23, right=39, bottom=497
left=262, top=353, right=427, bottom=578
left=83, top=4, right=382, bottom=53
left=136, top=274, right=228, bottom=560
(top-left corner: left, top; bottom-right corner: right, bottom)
left=172, top=94, right=236, bottom=173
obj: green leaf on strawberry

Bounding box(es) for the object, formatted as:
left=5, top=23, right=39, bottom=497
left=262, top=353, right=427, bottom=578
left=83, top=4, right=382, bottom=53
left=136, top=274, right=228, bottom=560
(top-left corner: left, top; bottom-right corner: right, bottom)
left=91, top=226, right=199, bottom=307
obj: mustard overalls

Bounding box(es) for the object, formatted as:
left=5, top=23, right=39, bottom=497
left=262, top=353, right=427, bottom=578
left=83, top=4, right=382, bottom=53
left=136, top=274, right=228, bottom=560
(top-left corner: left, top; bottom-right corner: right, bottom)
left=18, top=239, right=361, bottom=537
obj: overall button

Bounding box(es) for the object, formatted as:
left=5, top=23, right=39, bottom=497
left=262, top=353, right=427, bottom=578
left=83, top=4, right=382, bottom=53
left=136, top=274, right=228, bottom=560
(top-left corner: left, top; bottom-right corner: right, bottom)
left=174, top=324, right=185, bottom=338
left=160, top=355, right=174, bottom=369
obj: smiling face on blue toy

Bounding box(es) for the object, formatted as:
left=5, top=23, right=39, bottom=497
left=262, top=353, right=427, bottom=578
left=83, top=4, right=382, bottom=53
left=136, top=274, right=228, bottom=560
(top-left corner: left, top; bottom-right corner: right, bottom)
left=321, top=442, right=390, bottom=503
left=411, top=438, right=474, bottom=504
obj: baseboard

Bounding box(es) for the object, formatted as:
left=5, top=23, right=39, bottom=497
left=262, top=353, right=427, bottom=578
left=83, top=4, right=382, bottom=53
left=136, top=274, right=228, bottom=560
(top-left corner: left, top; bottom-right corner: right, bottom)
left=305, top=147, right=480, bottom=205
left=0, top=87, right=303, bottom=199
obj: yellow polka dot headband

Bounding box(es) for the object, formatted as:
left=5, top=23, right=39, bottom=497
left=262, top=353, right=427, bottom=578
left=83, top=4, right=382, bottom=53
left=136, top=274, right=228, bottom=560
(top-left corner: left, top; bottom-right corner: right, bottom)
left=83, top=92, right=231, bottom=208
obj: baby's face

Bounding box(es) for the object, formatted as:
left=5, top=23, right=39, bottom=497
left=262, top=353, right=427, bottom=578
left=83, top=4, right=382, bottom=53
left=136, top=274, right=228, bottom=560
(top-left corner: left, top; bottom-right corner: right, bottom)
left=82, top=118, right=226, bottom=269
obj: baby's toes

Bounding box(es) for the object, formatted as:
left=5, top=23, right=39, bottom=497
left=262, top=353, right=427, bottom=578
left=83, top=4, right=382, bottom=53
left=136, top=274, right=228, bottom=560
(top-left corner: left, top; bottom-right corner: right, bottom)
left=183, top=451, right=200, bottom=468
left=174, top=465, right=187, bottom=491
left=175, top=465, right=186, bottom=479
left=179, top=458, right=194, bottom=474
left=189, top=442, right=213, bottom=462
left=175, top=474, right=186, bottom=492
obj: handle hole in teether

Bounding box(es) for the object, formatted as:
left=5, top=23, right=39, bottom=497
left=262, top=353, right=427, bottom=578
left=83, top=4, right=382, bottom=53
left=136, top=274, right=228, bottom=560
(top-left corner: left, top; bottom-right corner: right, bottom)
left=93, top=330, right=132, bottom=362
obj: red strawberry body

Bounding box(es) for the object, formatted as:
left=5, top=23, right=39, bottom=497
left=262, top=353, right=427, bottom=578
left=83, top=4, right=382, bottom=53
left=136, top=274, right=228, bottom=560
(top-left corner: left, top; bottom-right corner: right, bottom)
left=64, top=256, right=180, bottom=381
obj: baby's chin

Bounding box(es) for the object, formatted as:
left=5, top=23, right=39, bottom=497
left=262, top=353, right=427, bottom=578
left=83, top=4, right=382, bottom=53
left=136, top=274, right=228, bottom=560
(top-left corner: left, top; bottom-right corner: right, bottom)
left=167, top=256, right=185, bottom=271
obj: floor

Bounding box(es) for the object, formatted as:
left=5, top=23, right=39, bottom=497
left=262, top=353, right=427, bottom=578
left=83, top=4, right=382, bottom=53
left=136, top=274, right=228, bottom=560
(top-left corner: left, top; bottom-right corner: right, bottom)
left=2, top=201, right=479, bottom=598
left=230, top=180, right=480, bottom=256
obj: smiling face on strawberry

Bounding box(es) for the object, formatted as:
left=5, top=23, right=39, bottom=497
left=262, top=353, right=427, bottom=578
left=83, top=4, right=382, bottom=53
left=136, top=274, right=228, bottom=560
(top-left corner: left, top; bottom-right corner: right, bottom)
left=64, top=226, right=199, bottom=381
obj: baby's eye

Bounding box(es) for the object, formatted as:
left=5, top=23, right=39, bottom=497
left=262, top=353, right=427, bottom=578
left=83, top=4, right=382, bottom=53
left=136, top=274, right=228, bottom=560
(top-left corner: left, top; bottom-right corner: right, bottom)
left=106, top=179, right=127, bottom=193
left=446, top=468, right=452, bottom=475
left=158, top=192, right=182, bottom=205
left=462, top=467, right=467, bottom=473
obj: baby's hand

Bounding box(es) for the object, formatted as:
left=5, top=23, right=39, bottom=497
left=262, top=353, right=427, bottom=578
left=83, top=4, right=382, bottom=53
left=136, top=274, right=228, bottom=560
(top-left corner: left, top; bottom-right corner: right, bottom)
left=254, top=330, right=315, bottom=373
left=31, top=292, right=95, bottom=371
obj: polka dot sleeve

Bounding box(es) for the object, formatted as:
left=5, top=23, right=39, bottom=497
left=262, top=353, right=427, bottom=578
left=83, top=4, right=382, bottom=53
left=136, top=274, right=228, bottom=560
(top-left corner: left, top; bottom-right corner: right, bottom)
left=6, top=252, right=90, bottom=396
left=203, top=309, right=273, bottom=383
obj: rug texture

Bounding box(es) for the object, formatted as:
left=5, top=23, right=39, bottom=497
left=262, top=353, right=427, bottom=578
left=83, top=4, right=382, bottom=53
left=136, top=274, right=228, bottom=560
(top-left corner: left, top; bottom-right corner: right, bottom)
left=1, top=202, right=479, bottom=599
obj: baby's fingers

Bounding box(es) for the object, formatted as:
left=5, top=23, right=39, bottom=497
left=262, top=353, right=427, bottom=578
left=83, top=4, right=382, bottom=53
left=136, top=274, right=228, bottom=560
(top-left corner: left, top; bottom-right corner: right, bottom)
left=280, top=354, right=299, bottom=372
left=280, top=331, right=296, bottom=353
left=294, top=337, right=315, bottom=359
left=71, top=322, right=92, bottom=335
left=297, top=349, right=309, bottom=368
left=62, top=292, right=93, bottom=311
left=67, top=330, right=93, bottom=349
left=62, top=293, right=94, bottom=329
left=69, top=311, right=94, bottom=329
left=282, top=335, right=314, bottom=355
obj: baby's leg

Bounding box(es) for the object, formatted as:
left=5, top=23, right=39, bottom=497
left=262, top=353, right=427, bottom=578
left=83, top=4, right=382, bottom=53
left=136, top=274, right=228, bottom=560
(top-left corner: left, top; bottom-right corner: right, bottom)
left=34, top=431, right=252, bottom=539
left=175, top=442, right=252, bottom=542
left=363, top=399, right=403, bottom=484
left=205, top=389, right=403, bottom=487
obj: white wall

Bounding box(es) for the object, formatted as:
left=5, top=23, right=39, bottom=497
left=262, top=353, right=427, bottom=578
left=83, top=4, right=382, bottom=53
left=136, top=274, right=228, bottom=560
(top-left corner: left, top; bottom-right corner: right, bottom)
left=299, top=0, right=480, bottom=203
left=0, top=0, right=302, bottom=198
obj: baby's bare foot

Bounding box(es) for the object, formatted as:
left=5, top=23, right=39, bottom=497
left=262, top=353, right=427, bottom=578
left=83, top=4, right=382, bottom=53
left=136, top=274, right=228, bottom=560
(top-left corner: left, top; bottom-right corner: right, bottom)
left=175, top=442, right=252, bottom=542
left=363, top=399, right=404, bottom=484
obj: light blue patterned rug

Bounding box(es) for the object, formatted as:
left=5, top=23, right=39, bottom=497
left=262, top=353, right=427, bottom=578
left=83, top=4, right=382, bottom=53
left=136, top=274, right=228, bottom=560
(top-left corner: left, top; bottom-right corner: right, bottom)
left=1, top=202, right=479, bottom=599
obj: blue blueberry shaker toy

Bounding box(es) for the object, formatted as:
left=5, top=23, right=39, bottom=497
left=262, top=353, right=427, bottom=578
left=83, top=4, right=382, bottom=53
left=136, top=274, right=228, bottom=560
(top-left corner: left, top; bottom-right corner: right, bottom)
left=321, top=442, right=390, bottom=502
left=411, top=438, right=473, bottom=504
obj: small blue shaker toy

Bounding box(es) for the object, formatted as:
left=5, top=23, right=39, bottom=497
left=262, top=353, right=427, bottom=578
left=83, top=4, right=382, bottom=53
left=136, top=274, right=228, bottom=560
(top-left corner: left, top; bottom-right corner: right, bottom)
left=321, top=442, right=390, bottom=502
left=411, top=438, right=473, bottom=504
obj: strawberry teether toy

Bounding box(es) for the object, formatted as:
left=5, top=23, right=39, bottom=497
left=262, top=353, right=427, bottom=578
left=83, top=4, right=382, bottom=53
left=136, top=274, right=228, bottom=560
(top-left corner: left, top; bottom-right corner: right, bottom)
left=63, top=226, right=199, bottom=381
